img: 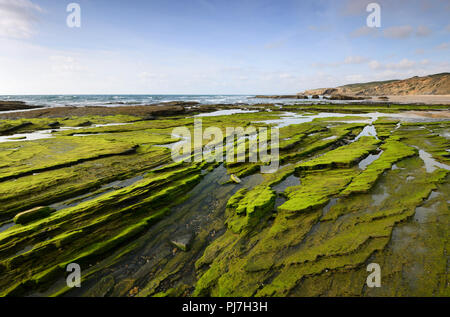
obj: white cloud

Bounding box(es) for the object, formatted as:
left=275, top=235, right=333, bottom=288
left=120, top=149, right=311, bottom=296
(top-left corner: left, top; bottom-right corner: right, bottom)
left=341, top=0, right=371, bottom=16
left=368, top=60, right=382, bottom=70
left=344, top=74, right=364, bottom=82
left=369, top=58, right=416, bottom=70
left=415, top=48, right=425, bottom=55
left=435, top=42, right=449, bottom=50
left=365, top=58, right=447, bottom=82
left=50, top=55, right=85, bottom=73
left=352, top=25, right=433, bottom=39
left=278, top=73, right=295, bottom=79
left=344, top=56, right=369, bottom=64
left=383, top=25, right=414, bottom=39
left=416, top=25, right=432, bottom=37
left=313, top=56, right=369, bottom=68
left=0, top=0, right=42, bottom=39
left=350, top=26, right=379, bottom=38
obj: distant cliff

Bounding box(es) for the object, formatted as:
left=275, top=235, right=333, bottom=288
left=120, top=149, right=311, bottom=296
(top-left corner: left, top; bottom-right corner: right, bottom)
left=302, top=73, right=450, bottom=96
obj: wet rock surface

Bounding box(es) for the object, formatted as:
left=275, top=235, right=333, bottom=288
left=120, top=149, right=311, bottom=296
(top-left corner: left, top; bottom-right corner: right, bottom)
left=0, top=103, right=448, bottom=297
left=0, top=101, right=43, bottom=112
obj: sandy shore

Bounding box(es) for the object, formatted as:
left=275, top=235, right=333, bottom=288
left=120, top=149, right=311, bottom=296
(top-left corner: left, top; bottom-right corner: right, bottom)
left=381, top=95, right=450, bottom=104
left=407, top=110, right=450, bottom=118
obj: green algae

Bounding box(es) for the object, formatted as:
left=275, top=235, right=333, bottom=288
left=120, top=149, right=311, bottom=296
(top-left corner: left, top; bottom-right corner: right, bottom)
left=0, top=145, right=171, bottom=219
left=0, top=108, right=449, bottom=297
left=341, top=138, right=417, bottom=196
left=296, top=136, right=380, bottom=170
left=0, top=136, right=138, bottom=181
left=397, top=126, right=449, bottom=164
left=0, top=162, right=206, bottom=296
left=373, top=117, right=400, bottom=139
left=0, top=115, right=140, bottom=137
left=226, top=185, right=276, bottom=233
left=191, top=119, right=449, bottom=298
left=278, top=169, right=358, bottom=214
left=257, top=237, right=390, bottom=297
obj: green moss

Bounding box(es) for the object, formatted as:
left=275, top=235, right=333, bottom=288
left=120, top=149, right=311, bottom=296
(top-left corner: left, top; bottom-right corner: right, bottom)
left=0, top=109, right=449, bottom=297
left=227, top=185, right=276, bottom=233
left=257, top=237, right=389, bottom=297
left=296, top=136, right=380, bottom=170
left=280, top=123, right=365, bottom=163
left=397, top=126, right=449, bottom=164
left=373, top=117, right=400, bottom=139
left=341, top=138, right=417, bottom=195
left=0, top=145, right=171, bottom=219
left=0, top=136, right=138, bottom=182
left=278, top=169, right=357, bottom=214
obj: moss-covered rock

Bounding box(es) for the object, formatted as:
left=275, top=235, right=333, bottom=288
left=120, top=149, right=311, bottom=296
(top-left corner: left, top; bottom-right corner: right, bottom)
left=13, top=206, right=54, bottom=225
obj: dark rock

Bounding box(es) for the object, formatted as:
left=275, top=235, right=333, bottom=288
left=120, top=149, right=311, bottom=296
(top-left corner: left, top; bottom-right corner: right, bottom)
left=141, top=115, right=155, bottom=121
left=311, top=95, right=320, bottom=99
left=0, top=122, right=33, bottom=135
left=0, top=101, right=43, bottom=112
left=156, top=101, right=200, bottom=107
left=111, top=278, right=136, bottom=297
left=47, top=122, right=60, bottom=128
left=85, top=275, right=115, bottom=297
left=77, top=121, right=93, bottom=127
left=327, top=94, right=365, bottom=101
left=253, top=95, right=299, bottom=99
left=323, top=88, right=338, bottom=95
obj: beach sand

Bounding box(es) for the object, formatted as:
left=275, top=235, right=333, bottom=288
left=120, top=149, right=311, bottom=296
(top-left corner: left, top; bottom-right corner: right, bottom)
left=382, top=95, right=450, bottom=104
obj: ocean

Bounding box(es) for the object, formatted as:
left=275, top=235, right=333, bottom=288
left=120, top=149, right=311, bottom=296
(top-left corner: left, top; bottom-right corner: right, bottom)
left=0, top=94, right=350, bottom=108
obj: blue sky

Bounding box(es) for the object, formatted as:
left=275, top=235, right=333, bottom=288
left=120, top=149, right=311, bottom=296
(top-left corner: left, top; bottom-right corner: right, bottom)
left=0, top=0, right=449, bottom=94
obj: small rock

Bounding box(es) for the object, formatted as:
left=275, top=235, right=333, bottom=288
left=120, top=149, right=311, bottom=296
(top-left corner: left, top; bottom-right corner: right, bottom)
left=170, top=232, right=194, bottom=252
left=47, top=122, right=60, bottom=128
left=77, top=120, right=93, bottom=127
left=230, top=174, right=241, bottom=184
left=129, top=286, right=139, bottom=297
left=13, top=206, right=54, bottom=225
left=141, top=115, right=155, bottom=121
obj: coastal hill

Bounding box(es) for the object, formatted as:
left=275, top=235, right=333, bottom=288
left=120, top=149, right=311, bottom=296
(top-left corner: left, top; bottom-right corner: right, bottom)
left=302, top=72, right=450, bottom=96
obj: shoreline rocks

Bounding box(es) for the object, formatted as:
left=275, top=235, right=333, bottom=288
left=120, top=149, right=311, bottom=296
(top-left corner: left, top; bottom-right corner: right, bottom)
left=324, top=94, right=367, bottom=101
left=253, top=95, right=309, bottom=99
left=0, top=101, right=43, bottom=112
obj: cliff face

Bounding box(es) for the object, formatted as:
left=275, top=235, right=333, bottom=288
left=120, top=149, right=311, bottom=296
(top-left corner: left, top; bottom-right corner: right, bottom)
left=302, top=73, right=450, bottom=96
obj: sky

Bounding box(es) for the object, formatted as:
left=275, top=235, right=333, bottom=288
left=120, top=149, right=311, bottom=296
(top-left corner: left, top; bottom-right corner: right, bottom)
left=0, top=0, right=449, bottom=95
